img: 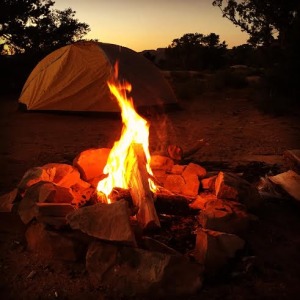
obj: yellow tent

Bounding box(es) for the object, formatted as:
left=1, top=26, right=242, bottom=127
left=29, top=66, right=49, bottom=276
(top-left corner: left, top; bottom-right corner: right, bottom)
left=19, top=42, right=177, bottom=112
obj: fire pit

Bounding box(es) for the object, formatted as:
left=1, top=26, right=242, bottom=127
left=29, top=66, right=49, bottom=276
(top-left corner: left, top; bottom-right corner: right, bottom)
left=0, top=65, right=266, bottom=299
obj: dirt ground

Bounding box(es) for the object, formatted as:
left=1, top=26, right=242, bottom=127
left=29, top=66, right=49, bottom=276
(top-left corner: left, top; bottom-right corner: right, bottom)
left=1, top=87, right=300, bottom=299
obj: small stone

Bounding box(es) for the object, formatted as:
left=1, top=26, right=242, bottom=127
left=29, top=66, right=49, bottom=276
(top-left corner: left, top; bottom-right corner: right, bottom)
left=73, top=148, right=111, bottom=181
left=182, top=174, right=200, bottom=197
left=150, top=155, right=174, bottom=172
left=171, top=164, right=186, bottom=175
left=182, top=163, right=207, bottom=179
left=164, top=174, right=185, bottom=194
left=201, top=175, right=217, bottom=191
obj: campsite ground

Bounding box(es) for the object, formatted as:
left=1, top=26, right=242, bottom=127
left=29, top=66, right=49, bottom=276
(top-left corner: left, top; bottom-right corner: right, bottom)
left=1, top=77, right=300, bottom=299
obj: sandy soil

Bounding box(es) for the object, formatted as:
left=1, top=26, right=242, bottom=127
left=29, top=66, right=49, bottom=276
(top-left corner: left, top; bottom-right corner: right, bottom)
left=1, top=88, right=300, bottom=299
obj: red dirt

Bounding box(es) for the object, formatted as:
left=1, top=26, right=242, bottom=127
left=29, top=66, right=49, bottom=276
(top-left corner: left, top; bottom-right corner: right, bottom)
left=1, top=88, right=300, bottom=299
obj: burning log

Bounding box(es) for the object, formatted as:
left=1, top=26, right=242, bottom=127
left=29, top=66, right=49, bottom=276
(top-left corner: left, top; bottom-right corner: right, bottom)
left=125, top=143, right=160, bottom=230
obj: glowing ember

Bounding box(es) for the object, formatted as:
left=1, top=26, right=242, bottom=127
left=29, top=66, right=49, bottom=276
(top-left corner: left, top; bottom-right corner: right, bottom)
left=97, top=63, right=156, bottom=203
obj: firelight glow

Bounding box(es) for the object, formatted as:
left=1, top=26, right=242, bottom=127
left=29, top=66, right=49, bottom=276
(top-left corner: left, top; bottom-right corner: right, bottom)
left=54, top=0, right=249, bottom=51
left=96, top=63, right=156, bottom=203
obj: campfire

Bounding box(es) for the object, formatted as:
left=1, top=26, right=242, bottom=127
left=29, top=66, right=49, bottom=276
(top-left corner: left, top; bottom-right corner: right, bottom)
left=95, top=63, right=160, bottom=229
left=1, top=63, right=286, bottom=299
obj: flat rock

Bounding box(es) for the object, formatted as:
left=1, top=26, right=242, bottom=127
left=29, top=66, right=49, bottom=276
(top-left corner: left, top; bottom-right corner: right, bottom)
left=215, top=171, right=262, bottom=210
left=66, top=200, right=136, bottom=245
left=269, top=170, right=300, bottom=201
left=194, top=228, right=245, bottom=277
left=73, top=148, right=111, bottom=181
left=86, top=240, right=203, bottom=298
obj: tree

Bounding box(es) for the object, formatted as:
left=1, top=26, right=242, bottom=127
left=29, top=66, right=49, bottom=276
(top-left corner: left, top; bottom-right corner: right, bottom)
left=212, top=0, right=300, bottom=110
left=165, top=32, right=227, bottom=70
left=0, top=0, right=90, bottom=54
left=212, top=0, right=300, bottom=47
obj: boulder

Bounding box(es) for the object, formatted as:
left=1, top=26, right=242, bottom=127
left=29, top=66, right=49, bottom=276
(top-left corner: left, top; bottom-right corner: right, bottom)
left=86, top=241, right=203, bottom=298
left=194, top=228, right=245, bottom=277
left=73, top=148, right=111, bottom=181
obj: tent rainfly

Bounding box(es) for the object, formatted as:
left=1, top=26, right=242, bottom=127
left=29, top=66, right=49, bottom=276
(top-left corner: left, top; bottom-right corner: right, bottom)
left=19, top=42, right=177, bottom=112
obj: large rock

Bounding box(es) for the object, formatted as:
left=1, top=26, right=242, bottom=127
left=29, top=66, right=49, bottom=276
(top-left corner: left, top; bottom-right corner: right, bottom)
left=66, top=200, right=136, bottom=245
left=25, top=222, right=87, bottom=261
left=18, top=181, right=74, bottom=224
left=215, top=171, right=262, bottom=210
left=194, top=228, right=245, bottom=277
left=86, top=241, right=203, bottom=298
left=73, top=148, right=111, bottom=181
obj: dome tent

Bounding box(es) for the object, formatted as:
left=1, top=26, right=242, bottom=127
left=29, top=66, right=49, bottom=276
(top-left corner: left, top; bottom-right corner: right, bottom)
left=19, top=42, right=177, bottom=112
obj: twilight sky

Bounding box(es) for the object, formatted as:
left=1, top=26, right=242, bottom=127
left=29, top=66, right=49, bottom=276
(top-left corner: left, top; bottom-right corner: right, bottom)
left=54, top=0, right=249, bottom=51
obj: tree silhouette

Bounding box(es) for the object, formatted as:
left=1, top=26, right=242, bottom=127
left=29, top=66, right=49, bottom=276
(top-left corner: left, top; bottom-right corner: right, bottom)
left=212, top=0, right=299, bottom=47
left=166, top=33, right=227, bottom=70
left=0, top=0, right=90, bottom=55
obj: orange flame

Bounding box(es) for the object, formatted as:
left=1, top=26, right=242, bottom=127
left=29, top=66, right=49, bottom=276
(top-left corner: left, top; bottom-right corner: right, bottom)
left=97, top=63, right=156, bottom=203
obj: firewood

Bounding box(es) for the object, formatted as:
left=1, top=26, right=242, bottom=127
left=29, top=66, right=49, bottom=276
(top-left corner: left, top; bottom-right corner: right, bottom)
left=125, top=143, right=160, bottom=230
